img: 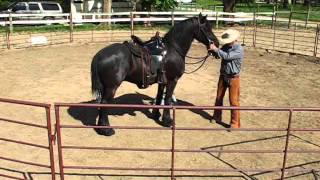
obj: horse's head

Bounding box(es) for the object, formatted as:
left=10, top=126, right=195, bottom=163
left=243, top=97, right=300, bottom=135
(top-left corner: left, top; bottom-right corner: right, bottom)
left=194, top=13, right=219, bottom=49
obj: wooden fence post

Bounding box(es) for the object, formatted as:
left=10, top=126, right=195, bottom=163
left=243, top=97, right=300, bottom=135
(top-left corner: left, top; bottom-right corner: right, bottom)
left=69, top=12, right=73, bottom=43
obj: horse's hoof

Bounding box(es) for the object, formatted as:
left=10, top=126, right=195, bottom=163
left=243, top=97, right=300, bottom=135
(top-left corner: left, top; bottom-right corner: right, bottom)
left=152, top=110, right=161, bottom=121
left=96, top=128, right=115, bottom=136
left=162, top=117, right=172, bottom=127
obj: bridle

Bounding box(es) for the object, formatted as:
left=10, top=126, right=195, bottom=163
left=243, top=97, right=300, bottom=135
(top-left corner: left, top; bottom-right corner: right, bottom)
left=195, top=17, right=215, bottom=45
left=169, top=17, right=217, bottom=74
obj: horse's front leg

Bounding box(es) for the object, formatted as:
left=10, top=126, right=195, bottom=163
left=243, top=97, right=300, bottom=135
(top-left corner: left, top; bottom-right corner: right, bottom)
left=162, top=79, right=177, bottom=127
left=152, top=84, right=165, bottom=121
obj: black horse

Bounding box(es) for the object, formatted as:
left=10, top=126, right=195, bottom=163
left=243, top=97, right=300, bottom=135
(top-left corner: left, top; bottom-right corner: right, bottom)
left=91, top=13, right=219, bottom=136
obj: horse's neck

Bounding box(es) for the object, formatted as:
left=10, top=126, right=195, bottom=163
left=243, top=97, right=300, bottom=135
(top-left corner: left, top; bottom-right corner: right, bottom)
left=174, top=37, right=194, bottom=57
left=169, top=25, right=194, bottom=57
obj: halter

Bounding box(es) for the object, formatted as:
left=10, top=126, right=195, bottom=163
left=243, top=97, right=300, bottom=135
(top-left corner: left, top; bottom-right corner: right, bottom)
left=195, top=17, right=214, bottom=45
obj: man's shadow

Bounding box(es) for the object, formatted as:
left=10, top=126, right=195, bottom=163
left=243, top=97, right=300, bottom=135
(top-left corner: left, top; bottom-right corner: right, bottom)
left=67, top=92, right=228, bottom=128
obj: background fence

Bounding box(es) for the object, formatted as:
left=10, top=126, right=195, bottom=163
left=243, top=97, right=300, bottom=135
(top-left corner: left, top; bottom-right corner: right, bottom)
left=0, top=11, right=319, bottom=58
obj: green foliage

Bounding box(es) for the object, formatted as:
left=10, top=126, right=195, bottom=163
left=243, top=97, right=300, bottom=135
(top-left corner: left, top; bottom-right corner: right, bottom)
left=140, top=0, right=178, bottom=11
left=0, top=0, right=12, bottom=10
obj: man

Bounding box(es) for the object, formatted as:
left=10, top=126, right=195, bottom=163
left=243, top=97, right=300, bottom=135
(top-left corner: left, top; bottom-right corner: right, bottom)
left=209, top=29, right=244, bottom=128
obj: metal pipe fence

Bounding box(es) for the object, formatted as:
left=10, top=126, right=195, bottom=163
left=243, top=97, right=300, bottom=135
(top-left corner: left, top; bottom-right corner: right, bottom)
left=0, top=22, right=319, bottom=58
left=54, top=103, right=320, bottom=180
left=0, top=98, right=56, bottom=180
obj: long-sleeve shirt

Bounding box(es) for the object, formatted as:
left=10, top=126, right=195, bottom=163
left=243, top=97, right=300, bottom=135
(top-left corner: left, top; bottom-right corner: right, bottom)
left=213, top=43, right=244, bottom=76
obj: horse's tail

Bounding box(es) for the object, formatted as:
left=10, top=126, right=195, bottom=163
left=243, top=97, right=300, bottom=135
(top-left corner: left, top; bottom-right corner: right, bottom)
left=91, top=56, right=103, bottom=102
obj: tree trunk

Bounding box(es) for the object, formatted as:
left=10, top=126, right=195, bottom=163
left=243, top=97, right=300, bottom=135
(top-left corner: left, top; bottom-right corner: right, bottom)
left=103, top=0, right=112, bottom=13
left=303, top=0, right=310, bottom=6
left=283, top=0, right=289, bottom=9
left=223, top=0, right=236, bottom=12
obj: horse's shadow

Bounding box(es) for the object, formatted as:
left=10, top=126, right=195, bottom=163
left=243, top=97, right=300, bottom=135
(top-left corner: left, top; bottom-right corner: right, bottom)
left=67, top=92, right=227, bottom=128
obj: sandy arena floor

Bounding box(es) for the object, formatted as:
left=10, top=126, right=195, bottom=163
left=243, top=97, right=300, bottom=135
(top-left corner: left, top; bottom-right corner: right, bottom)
left=0, top=42, right=319, bottom=180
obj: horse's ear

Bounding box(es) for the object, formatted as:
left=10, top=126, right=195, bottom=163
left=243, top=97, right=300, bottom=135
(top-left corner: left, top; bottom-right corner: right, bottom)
left=198, top=13, right=207, bottom=24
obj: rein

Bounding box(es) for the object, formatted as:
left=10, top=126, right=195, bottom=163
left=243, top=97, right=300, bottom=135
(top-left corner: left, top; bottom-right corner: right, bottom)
left=184, top=54, right=210, bottom=74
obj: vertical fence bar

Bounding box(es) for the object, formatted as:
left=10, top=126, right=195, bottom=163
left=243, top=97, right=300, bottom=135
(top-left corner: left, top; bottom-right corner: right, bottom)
left=50, top=32, right=53, bottom=45
left=273, top=25, right=276, bottom=50
left=305, top=4, right=310, bottom=29
left=242, top=23, right=246, bottom=46
left=254, top=19, right=257, bottom=48
left=293, top=23, right=296, bottom=54
left=272, top=5, right=275, bottom=29
left=288, top=11, right=292, bottom=29
left=6, top=30, right=10, bottom=49
left=314, top=24, right=319, bottom=57
left=69, top=13, right=73, bottom=43
left=9, top=13, right=13, bottom=34
left=215, top=11, right=219, bottom=29
left=280, top=110, right=293, bottom=180
left=45, top=107, right=56, bottom=180
left=29, top=32, right=32, bottom=48
left=130, top=12, right=134, bottom=36
left=171, top=10, right=175, bottom=27
left=55, top=106, right=65, bottom=180
left=171, top=107, right=176, bottom=180
left=91, top=29, right=94, bottom=42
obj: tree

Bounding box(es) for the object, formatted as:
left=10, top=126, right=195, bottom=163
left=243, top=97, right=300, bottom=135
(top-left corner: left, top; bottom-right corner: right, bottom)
left=140, top=0, right=177, bottom=11
left=103, top=0, right=112, bottom=13
left=283, top=0, right=289, bottom=9
left=223, top=0, right=236, bottom=12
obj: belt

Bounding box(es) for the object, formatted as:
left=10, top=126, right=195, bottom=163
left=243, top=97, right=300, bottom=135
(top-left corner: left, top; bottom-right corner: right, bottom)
left=221, top=74, right=240, bottom=78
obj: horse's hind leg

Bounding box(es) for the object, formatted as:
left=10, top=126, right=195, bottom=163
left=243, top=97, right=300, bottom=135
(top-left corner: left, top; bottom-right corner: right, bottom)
left=162, top=80, right=177, bottom=127
left=96, top=87, right=118, bottom=136
left=152, top=84, right=165, bottom=121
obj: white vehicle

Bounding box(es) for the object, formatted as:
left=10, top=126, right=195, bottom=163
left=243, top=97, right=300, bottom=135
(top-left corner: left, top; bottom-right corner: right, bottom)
left=3, top=1, right=63, bottom=20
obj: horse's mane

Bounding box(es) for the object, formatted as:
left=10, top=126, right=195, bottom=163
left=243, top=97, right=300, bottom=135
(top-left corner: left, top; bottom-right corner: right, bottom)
left=163, top=17, right=196, bottom=45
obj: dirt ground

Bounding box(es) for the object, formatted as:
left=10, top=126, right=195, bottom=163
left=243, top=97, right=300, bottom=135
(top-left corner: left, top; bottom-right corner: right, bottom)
left=0, top=41, right=319, bottom=180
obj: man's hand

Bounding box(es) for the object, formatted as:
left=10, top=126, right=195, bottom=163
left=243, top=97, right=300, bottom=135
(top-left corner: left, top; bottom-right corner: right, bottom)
left=209, top=43, right=218, bottom=52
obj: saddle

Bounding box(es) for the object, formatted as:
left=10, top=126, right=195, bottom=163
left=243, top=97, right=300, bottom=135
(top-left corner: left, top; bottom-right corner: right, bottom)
left=123, top=41, right=167, bottom=89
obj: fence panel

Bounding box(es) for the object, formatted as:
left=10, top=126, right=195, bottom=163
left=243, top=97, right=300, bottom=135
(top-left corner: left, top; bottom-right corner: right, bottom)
left=0, top=98, right=55, bottom=180
left=54, top=103, right=320, bottom=180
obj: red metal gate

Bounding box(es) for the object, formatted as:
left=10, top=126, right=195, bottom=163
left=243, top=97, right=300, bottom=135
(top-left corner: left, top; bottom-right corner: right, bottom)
left=0, top=98, right=56, bottom=180
left=54, top=103, right=320, bottom=180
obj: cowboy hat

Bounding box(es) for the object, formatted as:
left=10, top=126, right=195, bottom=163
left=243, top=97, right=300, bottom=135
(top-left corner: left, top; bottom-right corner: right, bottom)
left=219, top=29, right=240, bottom=45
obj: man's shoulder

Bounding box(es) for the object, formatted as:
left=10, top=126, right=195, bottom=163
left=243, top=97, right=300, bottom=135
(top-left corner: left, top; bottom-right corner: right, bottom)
left=233, top=43, right=244, bottom=52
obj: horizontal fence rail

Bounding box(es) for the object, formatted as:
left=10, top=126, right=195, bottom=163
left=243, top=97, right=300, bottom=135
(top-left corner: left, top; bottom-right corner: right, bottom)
left=0, top=11, right=318, bottom=25
left=54, top=103, right=320, bottom=180
left=0, top=98, right=55, bottom=180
